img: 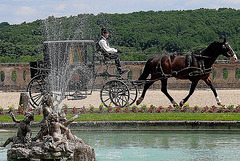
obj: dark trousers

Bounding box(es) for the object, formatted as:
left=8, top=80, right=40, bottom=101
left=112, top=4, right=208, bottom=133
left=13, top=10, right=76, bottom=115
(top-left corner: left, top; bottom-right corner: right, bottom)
left=104, top=53, right=122, bottom=69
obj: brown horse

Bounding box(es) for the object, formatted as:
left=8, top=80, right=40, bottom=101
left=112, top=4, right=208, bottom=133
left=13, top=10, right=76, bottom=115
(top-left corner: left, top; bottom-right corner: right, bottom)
left=136, top=38, right=237, bottom=107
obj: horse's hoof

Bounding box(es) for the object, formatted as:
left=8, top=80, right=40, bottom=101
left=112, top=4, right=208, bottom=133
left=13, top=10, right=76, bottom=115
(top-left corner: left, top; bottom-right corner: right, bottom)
left=136, top=97, right=143, bottom=105
left=172, top=101, right=178, bottom=107
left=179, top=101, right=184, bottom=107
left=215, top=97, right=222, bottom=106
left=217, top=102, right=222, bottom=106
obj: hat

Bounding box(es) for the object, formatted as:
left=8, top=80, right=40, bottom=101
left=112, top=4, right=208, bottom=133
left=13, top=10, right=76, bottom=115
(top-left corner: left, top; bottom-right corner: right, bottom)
left=101, top=28, right=108, bottom=34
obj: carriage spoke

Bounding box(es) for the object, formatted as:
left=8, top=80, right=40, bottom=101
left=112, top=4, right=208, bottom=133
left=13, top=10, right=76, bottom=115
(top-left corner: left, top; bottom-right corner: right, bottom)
left=100, top=82, right=112, bottom=107
left=101, top=80, right=130, bottom=107
left=102, top=91, right=110, bottom=96
left=27, top=75, right=49, bottom=108
left=102, top=98, right=111, bottom=103
left=31, top=94, right=42, bottom=100
left=30, top=91, right=44, bottom=105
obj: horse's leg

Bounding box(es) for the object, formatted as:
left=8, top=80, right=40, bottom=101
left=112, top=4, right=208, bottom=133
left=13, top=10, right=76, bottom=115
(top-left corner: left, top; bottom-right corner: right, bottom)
left=138, top=58, right=152, bottom=80
left=136, top=81, right=154, bottom=105
left=136, top=59, right=154, bottom=105
left=179, top=80, right=199, bottom=107
left=203, top=77, right=222, bottom=106
left=161, top=79, right=178, bottom=106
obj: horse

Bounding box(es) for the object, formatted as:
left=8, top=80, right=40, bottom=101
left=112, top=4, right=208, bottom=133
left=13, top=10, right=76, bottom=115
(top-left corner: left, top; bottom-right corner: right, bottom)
left=136, top=38, right=238, bottom=107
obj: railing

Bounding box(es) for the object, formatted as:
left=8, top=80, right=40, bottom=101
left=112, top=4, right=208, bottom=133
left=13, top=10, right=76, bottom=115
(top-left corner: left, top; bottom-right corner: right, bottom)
left=0, top=63, right=31, bottom=91
left=0, top=61, right=240, bottom=91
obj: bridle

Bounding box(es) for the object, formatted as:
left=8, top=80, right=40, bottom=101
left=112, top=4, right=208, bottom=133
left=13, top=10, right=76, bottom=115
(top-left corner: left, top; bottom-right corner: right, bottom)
left=222, top=42, right=235, bottom=57
left=193, top=41, right=237, bottom=61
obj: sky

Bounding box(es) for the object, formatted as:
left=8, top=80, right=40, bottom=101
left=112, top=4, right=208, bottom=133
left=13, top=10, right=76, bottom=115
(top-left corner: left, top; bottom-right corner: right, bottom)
left=1, top=0, right=240, bottom=24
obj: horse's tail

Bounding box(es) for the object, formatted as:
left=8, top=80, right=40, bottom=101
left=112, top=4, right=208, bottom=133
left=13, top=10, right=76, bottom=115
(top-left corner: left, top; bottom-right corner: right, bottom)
left=138, top=58, right=153, bottom=80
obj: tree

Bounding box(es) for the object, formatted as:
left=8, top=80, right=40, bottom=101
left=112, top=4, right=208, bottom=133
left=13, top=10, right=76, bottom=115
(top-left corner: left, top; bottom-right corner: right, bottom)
left=0, top=8, right=240, bottom=62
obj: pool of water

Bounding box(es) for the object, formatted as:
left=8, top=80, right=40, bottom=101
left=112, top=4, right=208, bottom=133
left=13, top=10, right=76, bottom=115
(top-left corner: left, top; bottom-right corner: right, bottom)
left=1, top=130, right=240, bottom=161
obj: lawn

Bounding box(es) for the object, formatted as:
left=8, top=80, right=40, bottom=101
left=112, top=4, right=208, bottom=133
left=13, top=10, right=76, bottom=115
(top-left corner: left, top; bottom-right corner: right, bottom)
left=0, top=113, right=240, bottom=122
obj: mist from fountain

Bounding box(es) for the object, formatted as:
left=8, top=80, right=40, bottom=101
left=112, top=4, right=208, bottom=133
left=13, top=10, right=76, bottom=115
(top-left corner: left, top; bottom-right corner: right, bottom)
left=42, top=15, right=95, bottom=111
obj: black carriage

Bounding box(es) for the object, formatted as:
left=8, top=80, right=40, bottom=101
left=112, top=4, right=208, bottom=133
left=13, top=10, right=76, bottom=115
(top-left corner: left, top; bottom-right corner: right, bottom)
left=27, top=40, right=138, bottom=108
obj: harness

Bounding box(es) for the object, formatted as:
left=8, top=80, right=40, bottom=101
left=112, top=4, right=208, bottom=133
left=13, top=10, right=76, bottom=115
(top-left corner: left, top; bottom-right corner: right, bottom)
left=156, top=53, right=213, bottom=78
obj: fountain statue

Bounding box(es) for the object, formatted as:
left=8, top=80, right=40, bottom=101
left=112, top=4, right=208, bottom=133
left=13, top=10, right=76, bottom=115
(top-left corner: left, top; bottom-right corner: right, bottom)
left=3, top=16, right=98, bottom=160
left=3, top=94, right=96, bottom=161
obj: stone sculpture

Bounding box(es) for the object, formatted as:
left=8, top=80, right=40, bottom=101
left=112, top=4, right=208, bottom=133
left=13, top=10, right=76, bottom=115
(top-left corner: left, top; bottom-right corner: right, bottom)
left=4, top=94, right=96, bottom=161
left=2, top=111, right=34, bottom=147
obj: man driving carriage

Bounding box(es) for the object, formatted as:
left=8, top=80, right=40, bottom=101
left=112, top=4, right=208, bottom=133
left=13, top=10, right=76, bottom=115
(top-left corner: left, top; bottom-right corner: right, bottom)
left=96, top=27, right=129, bottom=75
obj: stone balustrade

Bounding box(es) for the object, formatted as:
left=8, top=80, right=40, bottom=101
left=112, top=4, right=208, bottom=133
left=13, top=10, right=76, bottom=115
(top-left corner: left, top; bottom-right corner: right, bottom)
left=0, top=60, right=239, bottom=91
left=0, top=63, right=31, bottom=91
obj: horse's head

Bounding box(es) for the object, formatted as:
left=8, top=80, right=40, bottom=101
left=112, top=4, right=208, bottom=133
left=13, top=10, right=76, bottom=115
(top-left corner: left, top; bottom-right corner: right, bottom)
left=221, top=38, right=238, bottom=62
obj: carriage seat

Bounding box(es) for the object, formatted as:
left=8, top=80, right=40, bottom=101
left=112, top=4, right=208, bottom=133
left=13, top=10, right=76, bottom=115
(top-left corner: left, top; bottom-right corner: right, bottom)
left=94, top=51, right=110, bottom=65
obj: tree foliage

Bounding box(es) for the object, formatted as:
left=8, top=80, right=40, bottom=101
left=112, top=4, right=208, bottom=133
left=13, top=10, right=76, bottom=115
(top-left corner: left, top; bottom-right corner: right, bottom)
left=0, top=8, right=240, bottom=62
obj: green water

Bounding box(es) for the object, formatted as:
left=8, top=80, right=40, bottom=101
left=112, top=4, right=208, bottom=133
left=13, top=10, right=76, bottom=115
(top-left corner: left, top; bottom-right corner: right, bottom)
left=1, top=130, right=240, bottom=161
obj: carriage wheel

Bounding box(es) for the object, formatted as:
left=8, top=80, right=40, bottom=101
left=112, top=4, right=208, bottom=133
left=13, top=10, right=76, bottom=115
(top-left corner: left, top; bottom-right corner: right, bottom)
left=27, top=75, right=49, bottom=108
left=125, top=81, right=138, bottom=106
left=100, top=80, right=130, bottom=107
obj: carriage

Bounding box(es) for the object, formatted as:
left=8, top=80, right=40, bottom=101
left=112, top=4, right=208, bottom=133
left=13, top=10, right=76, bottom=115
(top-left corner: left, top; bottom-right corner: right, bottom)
left=27, top=39, right=237, bottom=109
left=27, top=40, right=138, bottom=109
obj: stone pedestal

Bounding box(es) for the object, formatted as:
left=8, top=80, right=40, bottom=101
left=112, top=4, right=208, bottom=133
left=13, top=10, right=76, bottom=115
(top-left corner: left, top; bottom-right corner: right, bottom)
left=7, top=142, right=96, bottom=161
left=19, top=92, right=29, bottom=110
left=74, top=144, right=96, bottom=161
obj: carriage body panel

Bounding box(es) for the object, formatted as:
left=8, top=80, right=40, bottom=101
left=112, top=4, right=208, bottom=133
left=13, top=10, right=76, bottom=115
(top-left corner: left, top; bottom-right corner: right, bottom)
left=27, top=40, right=99, bottom=108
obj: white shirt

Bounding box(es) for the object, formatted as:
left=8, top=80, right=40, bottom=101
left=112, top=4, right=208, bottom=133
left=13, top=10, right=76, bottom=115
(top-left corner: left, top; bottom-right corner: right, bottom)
left=98, top=36, right=118, bottom=54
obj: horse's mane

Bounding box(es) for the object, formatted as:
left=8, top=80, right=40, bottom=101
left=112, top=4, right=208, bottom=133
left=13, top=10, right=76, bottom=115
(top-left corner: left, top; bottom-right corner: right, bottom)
left=201, top=41, right=222, bottom=56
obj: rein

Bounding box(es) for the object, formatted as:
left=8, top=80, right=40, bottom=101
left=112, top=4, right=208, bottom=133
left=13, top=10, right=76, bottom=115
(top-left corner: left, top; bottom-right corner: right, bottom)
left=193, top=54, right=216, bottom=60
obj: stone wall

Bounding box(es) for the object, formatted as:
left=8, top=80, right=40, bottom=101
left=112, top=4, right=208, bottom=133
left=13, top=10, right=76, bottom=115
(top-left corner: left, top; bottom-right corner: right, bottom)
left=0, top=63, right=31, bottom=91
left=0, top=61, right=239, bottom=91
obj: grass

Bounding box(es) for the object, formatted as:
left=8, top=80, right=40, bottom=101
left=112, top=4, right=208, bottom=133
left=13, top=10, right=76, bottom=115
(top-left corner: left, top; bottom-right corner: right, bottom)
left=1, top=113, right=240, bottom=122
left=73, top=113, right=240, bottom=121
left=0, top=115, right=43, bottom=122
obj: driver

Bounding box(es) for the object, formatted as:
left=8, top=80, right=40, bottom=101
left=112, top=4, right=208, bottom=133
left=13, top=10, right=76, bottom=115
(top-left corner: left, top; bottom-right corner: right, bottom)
left=96, top=27, right=129, bottom=75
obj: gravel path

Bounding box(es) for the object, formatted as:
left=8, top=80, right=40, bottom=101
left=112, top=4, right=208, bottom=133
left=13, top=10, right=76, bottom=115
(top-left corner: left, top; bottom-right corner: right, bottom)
left=0, top=89, right=239, bottom=109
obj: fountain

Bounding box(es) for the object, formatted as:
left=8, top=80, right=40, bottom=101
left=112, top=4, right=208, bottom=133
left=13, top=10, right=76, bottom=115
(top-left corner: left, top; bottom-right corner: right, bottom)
left=3, top=16, right=98, bottom=160
left=41, top=15, right=96, bottom=110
